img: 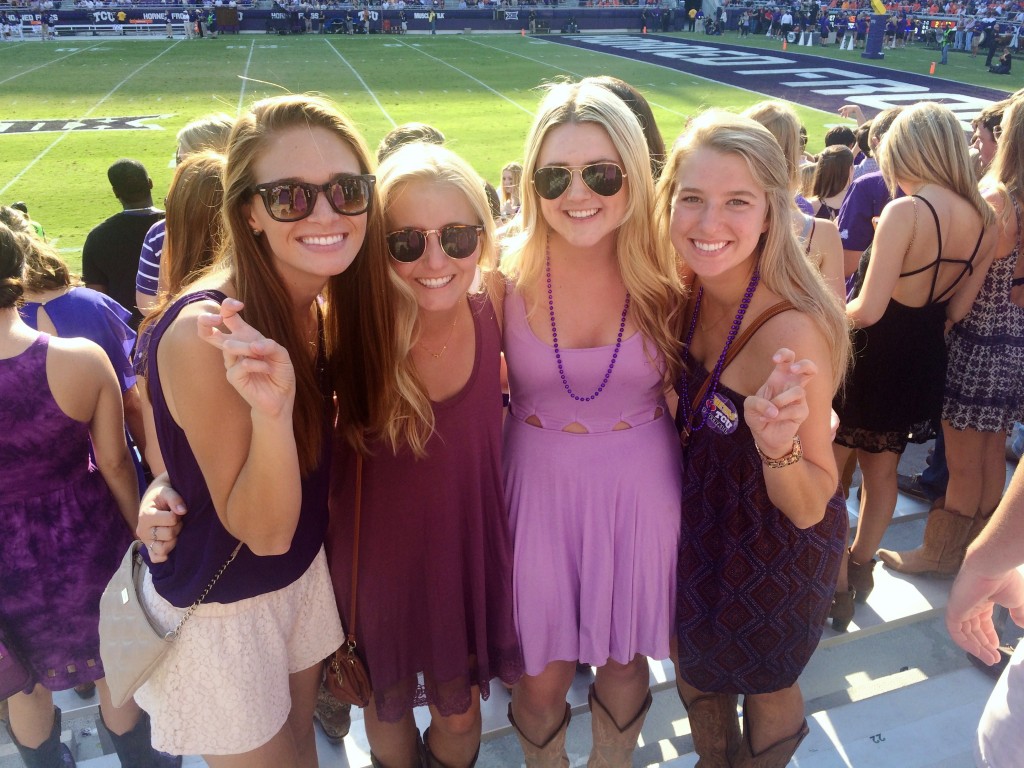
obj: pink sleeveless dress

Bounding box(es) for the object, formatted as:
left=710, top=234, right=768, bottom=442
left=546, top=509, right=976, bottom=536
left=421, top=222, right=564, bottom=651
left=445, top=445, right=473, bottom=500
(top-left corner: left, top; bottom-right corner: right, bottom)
left=502, top=288, right=682, bottom=675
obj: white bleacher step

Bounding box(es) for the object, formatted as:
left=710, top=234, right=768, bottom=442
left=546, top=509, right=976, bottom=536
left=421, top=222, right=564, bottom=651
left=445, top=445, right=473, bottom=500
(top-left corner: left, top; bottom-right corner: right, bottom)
left=654, top=665, right=992, bottom=767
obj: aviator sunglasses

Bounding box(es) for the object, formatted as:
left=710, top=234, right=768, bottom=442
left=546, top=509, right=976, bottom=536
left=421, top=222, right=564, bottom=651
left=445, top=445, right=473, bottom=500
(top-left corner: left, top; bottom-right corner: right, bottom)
left=386, top=225, right=484, bottom=263
left=532, top=163, right=626, bottom=200
left=249, top=174, right=375, bottom=222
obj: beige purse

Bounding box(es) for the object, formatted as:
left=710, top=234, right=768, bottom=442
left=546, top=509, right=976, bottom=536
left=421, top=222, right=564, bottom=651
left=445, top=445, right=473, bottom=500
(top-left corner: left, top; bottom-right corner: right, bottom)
left=99, top=539, right=242, bottom=707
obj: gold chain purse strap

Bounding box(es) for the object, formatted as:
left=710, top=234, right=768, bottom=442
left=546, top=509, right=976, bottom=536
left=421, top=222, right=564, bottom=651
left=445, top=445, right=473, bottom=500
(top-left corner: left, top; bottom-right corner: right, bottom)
left=168, top=541, right=243, bottom=639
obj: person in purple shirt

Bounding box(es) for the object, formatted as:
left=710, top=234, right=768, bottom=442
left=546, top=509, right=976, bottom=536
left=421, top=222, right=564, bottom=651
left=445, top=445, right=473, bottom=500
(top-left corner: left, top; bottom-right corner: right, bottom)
left=136, top=114, right=233, bottom=317
left=836, top=107, right=905, bottom=280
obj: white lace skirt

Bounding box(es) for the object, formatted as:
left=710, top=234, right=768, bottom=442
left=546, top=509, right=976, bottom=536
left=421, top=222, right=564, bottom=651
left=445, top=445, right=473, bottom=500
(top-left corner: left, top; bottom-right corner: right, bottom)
left=134, top=548, right=343, bottom=755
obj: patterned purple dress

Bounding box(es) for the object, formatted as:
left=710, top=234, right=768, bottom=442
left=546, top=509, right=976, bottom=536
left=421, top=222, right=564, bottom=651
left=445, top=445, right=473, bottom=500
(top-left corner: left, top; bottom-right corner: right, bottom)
left=675, top=351, right=846, bottom=694
left=0, top=334, right=133, bottom=691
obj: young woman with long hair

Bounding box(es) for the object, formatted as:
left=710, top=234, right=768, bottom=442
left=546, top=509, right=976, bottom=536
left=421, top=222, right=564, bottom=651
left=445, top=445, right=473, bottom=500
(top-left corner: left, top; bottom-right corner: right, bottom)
left=657, top=110, right=850, bottom=767
left=132, top=94, right=396, bottom=767
left=832, top=102, right=997, bottom=630
left=878, top=94, right=1024, bottom=578
left=501, top=80, right=683, bottom=767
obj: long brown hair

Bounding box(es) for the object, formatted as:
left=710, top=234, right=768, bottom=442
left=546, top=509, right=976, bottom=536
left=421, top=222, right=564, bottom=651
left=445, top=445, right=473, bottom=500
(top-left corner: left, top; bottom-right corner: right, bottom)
left=0, top=207, right=70, bottom=293
left=147, top=94, right=398, bottom=471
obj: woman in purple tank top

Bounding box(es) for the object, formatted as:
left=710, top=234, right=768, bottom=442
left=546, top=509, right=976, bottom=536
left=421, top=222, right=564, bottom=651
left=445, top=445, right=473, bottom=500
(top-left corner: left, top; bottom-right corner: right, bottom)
left=132, top=95, right=398, bottom=766
left=0, top=223, right=173, bottom=767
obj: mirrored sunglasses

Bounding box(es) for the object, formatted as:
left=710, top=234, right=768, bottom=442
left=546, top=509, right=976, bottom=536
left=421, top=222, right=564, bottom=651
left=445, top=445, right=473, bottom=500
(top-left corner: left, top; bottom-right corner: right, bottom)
left=249, top=174, right=375, bottom=222
left=532, top=163, right=626, bottom=200
left=386, top=225, right=483, bottom=263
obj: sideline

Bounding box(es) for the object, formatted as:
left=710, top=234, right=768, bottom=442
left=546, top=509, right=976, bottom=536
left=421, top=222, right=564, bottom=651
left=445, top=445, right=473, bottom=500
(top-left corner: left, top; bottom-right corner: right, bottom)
left=324, top=38, right=397, bottom=128
left=0, top=40, right=183, bottom=198
left=0, top=41, right=107, bottom=87
left=543, top=33, right=1006, bottom=128
left=395, top=38, right=534, bottom=116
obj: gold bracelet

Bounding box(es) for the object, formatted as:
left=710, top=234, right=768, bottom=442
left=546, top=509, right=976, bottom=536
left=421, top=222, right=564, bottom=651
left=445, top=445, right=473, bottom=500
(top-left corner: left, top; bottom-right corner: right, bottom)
left=755, top=436, right=803, bottom=468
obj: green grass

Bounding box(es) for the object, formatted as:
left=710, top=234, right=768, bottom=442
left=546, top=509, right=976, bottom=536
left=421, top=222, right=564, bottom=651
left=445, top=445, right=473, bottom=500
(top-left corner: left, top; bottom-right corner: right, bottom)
left=0, top=32, right=1012, bottom=271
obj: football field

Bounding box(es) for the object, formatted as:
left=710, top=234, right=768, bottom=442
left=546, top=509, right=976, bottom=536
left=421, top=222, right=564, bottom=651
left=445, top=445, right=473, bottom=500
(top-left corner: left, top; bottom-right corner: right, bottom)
left=0, top=32, right=1014, bottom=268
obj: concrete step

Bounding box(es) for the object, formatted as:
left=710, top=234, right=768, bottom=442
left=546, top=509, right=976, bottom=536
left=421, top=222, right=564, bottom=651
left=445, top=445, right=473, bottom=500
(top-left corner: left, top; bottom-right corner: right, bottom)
left=655, top=666, right=992, bottom=768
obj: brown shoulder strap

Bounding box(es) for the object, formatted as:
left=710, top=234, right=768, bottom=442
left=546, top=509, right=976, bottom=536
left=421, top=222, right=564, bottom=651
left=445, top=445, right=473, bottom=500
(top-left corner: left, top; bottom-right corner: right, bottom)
left=347, top=453, right=363, bottom=643
left=689, top=300, right=796, bottom=415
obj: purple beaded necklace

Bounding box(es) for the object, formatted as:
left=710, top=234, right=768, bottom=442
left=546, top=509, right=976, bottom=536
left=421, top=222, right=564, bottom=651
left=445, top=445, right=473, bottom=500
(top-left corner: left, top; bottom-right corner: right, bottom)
left=545, top=248, right=631, bottom=403
left=678, top=266, right=760, bottom=445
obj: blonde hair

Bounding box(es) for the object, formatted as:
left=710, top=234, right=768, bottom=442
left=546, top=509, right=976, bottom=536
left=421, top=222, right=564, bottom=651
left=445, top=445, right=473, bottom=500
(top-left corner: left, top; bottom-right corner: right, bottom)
left=656, top=111, right=851, bottom=393
left=501, top=80, right=682, bottom=387
left=176, top=113, right=234, bottom=158
left=501, top=161, right=523, bottom=205
left=742, top=101, right=803, bottom=193
left=879, top=101, right=995, bottom=229
left=376, top=142, right=500, bottom=457
left=983, top=93, right=1024, bottom=219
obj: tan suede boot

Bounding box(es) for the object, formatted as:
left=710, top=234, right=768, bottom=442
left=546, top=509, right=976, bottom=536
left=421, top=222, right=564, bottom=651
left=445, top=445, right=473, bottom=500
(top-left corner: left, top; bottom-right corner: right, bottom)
left=877, top=507, right=974, bottom=577
left=681, top=693, right=741, bottom=768
left=508, top=703, right=571, bottom=768
left=587, top=684, right=652, bottom=768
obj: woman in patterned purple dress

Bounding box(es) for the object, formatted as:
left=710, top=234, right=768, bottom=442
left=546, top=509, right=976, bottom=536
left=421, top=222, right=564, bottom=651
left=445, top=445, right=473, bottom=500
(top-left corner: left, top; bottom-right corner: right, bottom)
left=657, top=112, right=850, bottom=767
left=0, top=222, right=174, bottom=767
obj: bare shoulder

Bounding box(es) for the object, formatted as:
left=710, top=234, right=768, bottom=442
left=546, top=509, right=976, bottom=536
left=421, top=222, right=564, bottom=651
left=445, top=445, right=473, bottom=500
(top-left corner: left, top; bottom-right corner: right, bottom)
left=46, top=334, right=109, bottom=375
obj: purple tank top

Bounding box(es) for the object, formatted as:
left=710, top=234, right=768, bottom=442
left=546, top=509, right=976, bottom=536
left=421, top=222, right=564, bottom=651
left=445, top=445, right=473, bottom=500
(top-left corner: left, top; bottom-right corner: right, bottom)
left=144, top=290, right=331, bottom=607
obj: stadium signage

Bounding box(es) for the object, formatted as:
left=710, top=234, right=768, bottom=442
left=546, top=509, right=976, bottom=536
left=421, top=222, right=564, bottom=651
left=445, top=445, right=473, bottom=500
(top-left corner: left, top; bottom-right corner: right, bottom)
left=413, top=12, right=444, bottom=19
left=558, top=34, right=1000, bottom=129
left=0, top=116, right=167, bottom=135
left=504, top=11, right=519, bottom=21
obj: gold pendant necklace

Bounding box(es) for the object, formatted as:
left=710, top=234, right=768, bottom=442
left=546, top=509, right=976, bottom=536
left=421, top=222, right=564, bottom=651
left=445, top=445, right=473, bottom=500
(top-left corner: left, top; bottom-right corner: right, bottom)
left=420, top=308, right=459, bottom=360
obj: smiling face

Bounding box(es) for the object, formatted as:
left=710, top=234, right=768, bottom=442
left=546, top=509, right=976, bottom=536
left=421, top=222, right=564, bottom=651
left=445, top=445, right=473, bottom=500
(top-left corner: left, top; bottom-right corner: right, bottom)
left=246, top=125, right=366, bottom=298
left=535, top=122, right=629, bottom=255
left=669, top=147, right=769, bottom=283
left=387, top=180, right=480, bottom=314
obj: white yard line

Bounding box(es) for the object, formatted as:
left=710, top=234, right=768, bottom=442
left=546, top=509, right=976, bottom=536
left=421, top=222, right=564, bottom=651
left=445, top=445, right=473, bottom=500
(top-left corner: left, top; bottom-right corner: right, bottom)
left=0, top=40, right=183, bottom=198
left=0, top=41, right=106, bottom=86
left=463, top=36, right=689, bottom=120
left=237, top=38, right=256, bottom=115
left=396, top=39, right=533, bottom=116
left=324, top=39, right=396, bottom=127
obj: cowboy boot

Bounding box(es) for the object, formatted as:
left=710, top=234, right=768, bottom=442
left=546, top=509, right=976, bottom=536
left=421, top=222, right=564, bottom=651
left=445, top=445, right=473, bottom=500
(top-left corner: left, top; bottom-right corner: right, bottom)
left=423, top=726, right=479, bottom=768
left=732, top=700, right=808, bottom=768
left=877, top=507, right=974, bottom=577
left=587, top=684, right=652, bottom=767
left=680, top=692, right=741, bottom=768
left=5, top=706, right=76, bottom=768
left=508, top=703, right=570, bottom=768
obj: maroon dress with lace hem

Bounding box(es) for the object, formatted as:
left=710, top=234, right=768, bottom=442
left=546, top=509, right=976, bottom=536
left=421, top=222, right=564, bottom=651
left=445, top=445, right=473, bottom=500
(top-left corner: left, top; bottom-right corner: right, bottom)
left=325, top=293, right=523, bottom=723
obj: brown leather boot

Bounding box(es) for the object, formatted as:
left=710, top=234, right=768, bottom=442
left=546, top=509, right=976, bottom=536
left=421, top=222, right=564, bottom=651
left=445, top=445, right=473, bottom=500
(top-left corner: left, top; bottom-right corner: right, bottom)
left=587, top=684, right=652, bottom=768
left=423, top=727, right=478, bottom=768
left=680, top=692, right=741, bottom=768
left=877, top=507, right=974, bottom=577
left=508, top=703, right=571, bottom=768
left=732, top=700, right=809, bottom=768
left=847, top=550, right=876, bottom=604
left=828, top=587, right=856, bottom=633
